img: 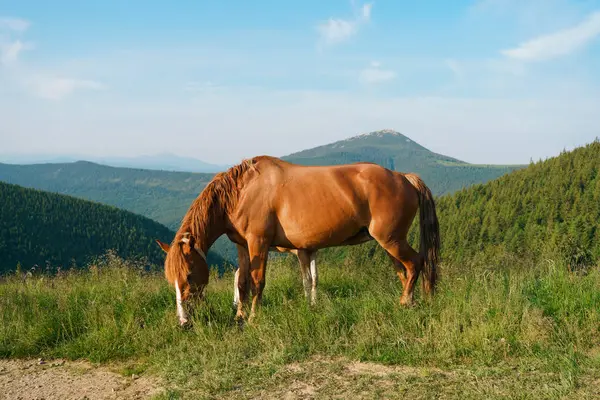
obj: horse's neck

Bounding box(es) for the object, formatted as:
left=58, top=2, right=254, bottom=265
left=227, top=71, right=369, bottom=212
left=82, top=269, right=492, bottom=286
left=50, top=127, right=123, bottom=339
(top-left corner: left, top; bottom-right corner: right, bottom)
left=186, top=210, right=227, bottom=254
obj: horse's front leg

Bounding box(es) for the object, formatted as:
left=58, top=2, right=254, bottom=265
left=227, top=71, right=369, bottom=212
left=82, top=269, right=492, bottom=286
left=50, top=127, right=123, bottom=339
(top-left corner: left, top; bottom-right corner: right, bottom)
left=247, top=236, right=270, bottom=324
left=234, top=244, right=251, bottom=322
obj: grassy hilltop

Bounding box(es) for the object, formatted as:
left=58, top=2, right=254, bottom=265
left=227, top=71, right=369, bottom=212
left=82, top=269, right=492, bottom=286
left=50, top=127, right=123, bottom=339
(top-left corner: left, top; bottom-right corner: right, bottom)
left=1, top=253, right=598, bottom=398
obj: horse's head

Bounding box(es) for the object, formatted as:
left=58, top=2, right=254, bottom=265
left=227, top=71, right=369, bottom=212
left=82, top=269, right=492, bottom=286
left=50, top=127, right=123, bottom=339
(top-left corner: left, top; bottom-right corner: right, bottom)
left=156, top=232, right=209, bottom=326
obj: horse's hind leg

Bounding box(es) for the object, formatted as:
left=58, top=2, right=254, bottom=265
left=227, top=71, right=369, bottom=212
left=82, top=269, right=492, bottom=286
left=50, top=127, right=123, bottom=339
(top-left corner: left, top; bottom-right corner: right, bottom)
left=378, top=240, right=423, bottom=306
left=385, top=250, right=407, bottom=290
left=296, top=250, right=313, bottom=301
left=309, top=251, right=318, bottom=305
left=295, top=250, right=318, bottom=305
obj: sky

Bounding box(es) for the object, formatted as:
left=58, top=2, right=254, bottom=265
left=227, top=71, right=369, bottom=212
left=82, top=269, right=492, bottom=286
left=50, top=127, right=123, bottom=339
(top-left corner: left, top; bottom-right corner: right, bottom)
left=1, top=0, right=600, bottom=165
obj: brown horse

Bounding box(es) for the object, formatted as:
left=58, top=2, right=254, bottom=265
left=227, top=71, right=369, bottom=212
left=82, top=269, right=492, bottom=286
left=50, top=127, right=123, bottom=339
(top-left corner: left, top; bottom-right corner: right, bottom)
left=156, top=155, right=440, bottom=325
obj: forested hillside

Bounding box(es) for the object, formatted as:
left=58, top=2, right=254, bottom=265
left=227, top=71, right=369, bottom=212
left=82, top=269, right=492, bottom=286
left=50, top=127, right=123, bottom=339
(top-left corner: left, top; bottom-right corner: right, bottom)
left=0, top=161, right=239, bottom=262
left=434, top=139, right=600, bottom=266
left=0, top=182, right=225, bottom=273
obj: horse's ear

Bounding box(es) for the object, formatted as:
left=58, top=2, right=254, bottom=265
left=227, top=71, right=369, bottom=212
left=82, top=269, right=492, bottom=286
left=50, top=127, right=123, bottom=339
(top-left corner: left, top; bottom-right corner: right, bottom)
left=156, top=239, right=170, bottom=253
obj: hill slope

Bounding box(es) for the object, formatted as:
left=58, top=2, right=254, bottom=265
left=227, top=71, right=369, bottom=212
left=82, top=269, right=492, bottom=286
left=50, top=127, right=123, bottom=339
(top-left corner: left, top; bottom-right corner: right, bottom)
left=283, top=130, right=524, bottom=195
left=0, top=161, right=213, bottom=230
left=0, top=161, right=242, bottom=262
left=0, top=182, right=225, bottom=273
left=434, top=139, right=600, bottom=265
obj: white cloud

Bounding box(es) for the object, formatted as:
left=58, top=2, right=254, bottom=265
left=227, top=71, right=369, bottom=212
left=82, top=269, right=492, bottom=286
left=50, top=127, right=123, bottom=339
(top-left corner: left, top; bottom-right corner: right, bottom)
left=361, top=3, right=373, bottom=19
left=0, top=17, right=106, bottom=100
left=317, top=19, right=358, bottom=45
left=184, top=81, right=218, bottom=92
left=501, top=11, right=600, bottom=61
left=445, top=58, right=463, bottom=79
left=1, top=40, right=25, bottom=65
left=359, top=61, right=395, bottom=84
left=0, top=17, right=33, bottom=66
left=26, top=76, right=106, bottom=100
left=0, top=17, right=30, bottom=32
left=316, top=2, right=372, bottom=46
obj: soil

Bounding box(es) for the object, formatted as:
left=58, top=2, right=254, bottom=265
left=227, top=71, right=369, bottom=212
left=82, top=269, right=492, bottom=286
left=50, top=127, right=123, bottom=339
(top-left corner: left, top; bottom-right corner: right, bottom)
left=0, top=358, right=164, bottom=400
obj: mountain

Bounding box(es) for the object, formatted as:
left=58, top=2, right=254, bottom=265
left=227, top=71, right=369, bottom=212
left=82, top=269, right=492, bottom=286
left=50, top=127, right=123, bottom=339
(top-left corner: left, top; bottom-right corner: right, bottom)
left=0, top=152, right=227, bottom=173
left=433, top=139, right=600, bottom=266
left=0, top=130, right=524, bottom=265
left=0, top=181, right=177, bottom=273
left=283, top=130, right=524, bottom=195
left=91, top=152, right=229, bottom=173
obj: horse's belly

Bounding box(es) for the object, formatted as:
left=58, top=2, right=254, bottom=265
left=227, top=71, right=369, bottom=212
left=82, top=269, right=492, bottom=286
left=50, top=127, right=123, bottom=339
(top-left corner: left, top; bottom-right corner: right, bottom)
left=274, top=206, right=364, bottom=249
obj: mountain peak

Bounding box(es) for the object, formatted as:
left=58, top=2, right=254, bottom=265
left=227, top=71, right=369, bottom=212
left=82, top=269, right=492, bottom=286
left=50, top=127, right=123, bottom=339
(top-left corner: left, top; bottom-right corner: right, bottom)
left=338, top=129, right=421, bottom=149
left=348, top=129, right=408, bottom=140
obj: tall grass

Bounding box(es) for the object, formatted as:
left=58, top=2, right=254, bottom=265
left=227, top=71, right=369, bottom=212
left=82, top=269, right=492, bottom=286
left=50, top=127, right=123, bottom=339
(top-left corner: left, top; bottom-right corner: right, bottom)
left=1, top=251, right=599, bottom=397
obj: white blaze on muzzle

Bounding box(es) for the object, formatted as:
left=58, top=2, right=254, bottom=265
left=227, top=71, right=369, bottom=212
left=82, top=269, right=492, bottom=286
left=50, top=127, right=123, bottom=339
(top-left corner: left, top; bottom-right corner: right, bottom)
left=174, top=278, right=188, bottom=325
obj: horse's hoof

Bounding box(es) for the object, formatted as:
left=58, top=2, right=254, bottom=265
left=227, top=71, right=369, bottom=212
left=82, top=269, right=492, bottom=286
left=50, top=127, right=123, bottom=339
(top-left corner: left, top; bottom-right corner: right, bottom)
left=399, top=297, right=415, bottom=307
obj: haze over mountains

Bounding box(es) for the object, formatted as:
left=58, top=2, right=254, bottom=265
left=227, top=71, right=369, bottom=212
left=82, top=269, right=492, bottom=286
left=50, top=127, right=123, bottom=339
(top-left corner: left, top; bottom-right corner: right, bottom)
left=0, top=129, right=528, bottom=265
left=0, top=152, right=228, bottom=173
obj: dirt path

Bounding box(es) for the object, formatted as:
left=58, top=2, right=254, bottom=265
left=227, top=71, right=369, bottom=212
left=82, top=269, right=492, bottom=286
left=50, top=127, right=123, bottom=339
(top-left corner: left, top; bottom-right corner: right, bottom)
left=2, top=356, right=599, bottom=399
left=0, top=358, right=164, bottom=400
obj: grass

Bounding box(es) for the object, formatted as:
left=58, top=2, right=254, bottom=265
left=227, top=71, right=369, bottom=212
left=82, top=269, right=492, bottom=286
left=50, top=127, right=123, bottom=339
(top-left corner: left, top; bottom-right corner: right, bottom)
left=1, top=251, right=599, bottom=399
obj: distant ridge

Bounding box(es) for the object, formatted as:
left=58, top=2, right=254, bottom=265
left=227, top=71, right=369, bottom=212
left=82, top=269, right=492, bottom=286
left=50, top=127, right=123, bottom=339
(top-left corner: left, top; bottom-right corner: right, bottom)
left=0, top=152, right=228, bottom=173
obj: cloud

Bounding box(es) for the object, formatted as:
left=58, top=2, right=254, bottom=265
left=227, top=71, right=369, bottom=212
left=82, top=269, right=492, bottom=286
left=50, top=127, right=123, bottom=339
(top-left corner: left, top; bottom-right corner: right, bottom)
left=359, top=61, right=395, bottom=84
left=0, top=17, right=30, bottom=32
left=317, top=19, right=358, bottom=45
left=501, top=11, right=600, bottom=61
left=0, top=40, right=25, bottom=65
left=316, top=2, right=372, bottom=46
left=26, top=76, right=106, bottom=100
left=0, top=16, right=106, bottom=100
left=445, top=59, right=464, bottom=80
left=0, top=17, right=33, bottom=66
left=361, top=3, right=372, bottom=19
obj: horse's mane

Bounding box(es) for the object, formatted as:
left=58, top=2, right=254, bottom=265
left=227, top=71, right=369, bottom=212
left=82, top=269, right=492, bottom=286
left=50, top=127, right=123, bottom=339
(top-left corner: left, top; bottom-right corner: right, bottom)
left=164, top=156, right=266, bottom=284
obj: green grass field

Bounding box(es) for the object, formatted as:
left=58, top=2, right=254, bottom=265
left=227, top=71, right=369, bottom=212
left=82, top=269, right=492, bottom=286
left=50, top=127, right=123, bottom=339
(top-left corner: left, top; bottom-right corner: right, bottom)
left=1, top=251, right=599, bottom=399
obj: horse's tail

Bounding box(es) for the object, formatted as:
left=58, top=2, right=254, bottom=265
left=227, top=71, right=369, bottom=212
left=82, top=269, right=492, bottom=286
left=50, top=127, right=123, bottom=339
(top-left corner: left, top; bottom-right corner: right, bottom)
left=403, top=173, right=440, bottom=296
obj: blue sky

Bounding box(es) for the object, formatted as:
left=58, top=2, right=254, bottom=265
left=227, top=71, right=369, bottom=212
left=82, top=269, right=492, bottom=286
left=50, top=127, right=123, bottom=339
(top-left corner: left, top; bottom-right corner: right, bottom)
left=1, top=0, right=600, bottom=165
